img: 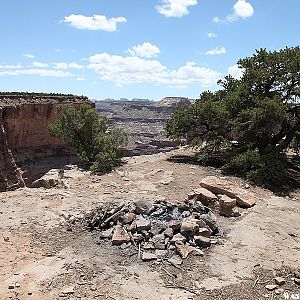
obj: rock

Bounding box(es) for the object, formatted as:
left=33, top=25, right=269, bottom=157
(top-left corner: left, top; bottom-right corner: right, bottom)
left=142, top=252, right=157, bottom=261
left=62, top=286, right=75, bottom=294
left=192, top=248, right=204, bottom=256
left=127, top=220, right=137, bottom=232
left=134, top=200, right=154, bottom=215
left=200, top=213, right=218, bottom=233
left=99, top=228, right=114, bottom=239
left=169, top=220, right=181, bottom=231
left=192, top=201, right=208, bottom=214
left=170, top=233, right=187, bottom=244
left=274, top=277, right=285, bottom=285
left=31, top=178, right=59, bottom=189
left=295, top=278, right=300, bottom=285
left=143, top=242, right=155, bottom=250
left=198, top=228, right=212, bottom=238
left=8, top=284, right=14, bottom=289
left=152, top=234, right=166, bottom=250
left=164, top=227, right=174, bottom=238
left=132, top=233, right=144, bottom=242
left=265, top=284, right=278, bottom=291
left=191, top=188, right=219, bottom=208
left=155, top=250, right=168, bottom=258
left=168, top=255, right=183, bottom=266
left=194, top=236, right=211, bottom=248
left=175, top=243, right=200, bottom=259
left=112, top=225, right=130, bottom=245
left=136, top=218, right=151, bottom=232
left=180, top=220, right=199, bottom=237
left=219, top=195, right=236, bottom=209
left=200, top=176, right=257, bottom=208
left=120, top=212, right=136, bottom=224
left=275, top=288, right=284, bottom=295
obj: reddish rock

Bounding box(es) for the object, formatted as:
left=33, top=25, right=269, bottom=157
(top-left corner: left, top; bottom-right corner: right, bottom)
left=169, top=220, right=181, bottom=230
left=141, top=252, right=157, bottom=261
left=112, top=225, right=130, bottom=245
left=198, top=228, right=212, bottom=238
left=164, top=227, right=174, bottom=238
left=120, top=212, right=136, bottom=224
left=189, top=188, right=219, bottom=208
left=175, top=244, right=202, bottom=259
left=136, top=218, right=151, bottom=232
left=180, top=219, right=199, bottom=237
left=170, top=233, right=186, bottom=245
left=200, top=176, right=257, bottom=208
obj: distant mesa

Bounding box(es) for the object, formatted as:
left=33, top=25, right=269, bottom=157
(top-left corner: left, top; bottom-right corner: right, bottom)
left=155, top=97, right=192, bottom=107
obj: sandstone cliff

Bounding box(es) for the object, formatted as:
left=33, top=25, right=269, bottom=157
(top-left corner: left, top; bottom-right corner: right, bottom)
left=0, top=93, right=93, bottom=191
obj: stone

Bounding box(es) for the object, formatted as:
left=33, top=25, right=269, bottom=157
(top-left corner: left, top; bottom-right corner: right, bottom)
left=136, top=218, right=151, bottom=232
left=219, top=195, right=236, bottom=209
left=194, top=236, right=211, bottom=248
left=133, top=233, right=144, bottom=242
left=192, top=188, right=219, bottom=208
left=275, top=288, right=284, bottom=295
left=295, top=278, right=300, bottom=285
left=200, top=213, right=218, bottom=233
left=274, top=277, right=285, bottom=285
left=169, top=220, right=181, bottom=231
left=175, top=243, right=200, bottom=259
left=168, top=255, right=183, bottom=266
left=155, top=250, right=168, bottom=258
left=134, top=200, right=154, bottom=215
left=192, top=248, right=204, bottom=256
left=200, top=176, right=257, bottom=208
left=99, top=228, right=114, bottom=239
left=62, top=286, right=75, bottom=294
left=265, top=284, right=278, bottom=291
left=164, top=227, right=174, bottom=238
left=120, top=212, right=136, bottom=224
left=152, top=234, right=166, bottom=250
left=143, top=242, right=155, bottom=250
left=142, top=252, right=157, bottom=261
left=127, top=220, right=137, bottom=232
left=31, top=178, right=59, bottom=189
left=180, top=220, right=199, bottom=237
left=111, top=225, right=130, bottom=245
left=170, top=233, right=187, bottom=245
left=8, top=284, right=14, bottom=289
left=198, top=228, right=212, bottom=238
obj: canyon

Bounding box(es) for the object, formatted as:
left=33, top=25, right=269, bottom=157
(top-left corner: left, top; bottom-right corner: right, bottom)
left=0, top=93, right=92, bottom=191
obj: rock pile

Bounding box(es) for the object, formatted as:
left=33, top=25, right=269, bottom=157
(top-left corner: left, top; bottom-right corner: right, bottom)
left=87, top=195, right=220, bottom=261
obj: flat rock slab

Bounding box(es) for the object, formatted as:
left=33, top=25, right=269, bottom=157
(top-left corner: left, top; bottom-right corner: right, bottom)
left=200, top=176, right=257, bottom=208
left=112, top=225, right=130, bottom=245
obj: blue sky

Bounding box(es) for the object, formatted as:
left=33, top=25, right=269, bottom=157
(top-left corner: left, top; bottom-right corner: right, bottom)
left=0, top=0, right=299, bottom=101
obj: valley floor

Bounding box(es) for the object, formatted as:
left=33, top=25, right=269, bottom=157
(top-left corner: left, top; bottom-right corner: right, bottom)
left=0, top=148, right=299, bottom=299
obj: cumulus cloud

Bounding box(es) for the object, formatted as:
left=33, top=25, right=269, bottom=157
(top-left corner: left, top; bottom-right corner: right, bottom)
left=23, top=53, right=35, bottom=58
left=227, top=64, right=244, bottom=79
left=0, top=69, right=73, bottom=78
left=0, top=64, right=22, bottom=69
left=76, top=77, right=86, bottom=81
left=32, top=61, right=48, bottom=68
left=64, top=14, right=127, bottom=31
left=205, top=47, right=226, bottom=55
left=207, top=32, right=217, bottom=38
left=213, top=0, right=254, bottom=23
left=87, top=52, right=221, bottom=87
left=156, top=0, right=197, bottom=17
left=53, top=62, right=84, bottom=70
left=128, top=42, right=161, bottom=58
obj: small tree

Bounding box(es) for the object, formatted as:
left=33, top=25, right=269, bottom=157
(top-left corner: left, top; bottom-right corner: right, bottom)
left=49, top=104, right=127, bottom=173
left=166, top=47, right=300, bottom=186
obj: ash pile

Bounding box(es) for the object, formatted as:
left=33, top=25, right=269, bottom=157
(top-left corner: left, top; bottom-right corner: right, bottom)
left=87, top=190, right=222, bottom=261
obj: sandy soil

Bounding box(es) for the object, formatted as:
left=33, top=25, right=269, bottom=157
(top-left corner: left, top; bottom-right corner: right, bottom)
left=0, top=148, right=299, bottom=299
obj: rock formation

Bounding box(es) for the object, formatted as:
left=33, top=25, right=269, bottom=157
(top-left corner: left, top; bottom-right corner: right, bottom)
left=0, top=93, right=93, bottom=191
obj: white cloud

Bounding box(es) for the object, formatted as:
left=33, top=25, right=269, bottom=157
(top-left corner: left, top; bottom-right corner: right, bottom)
left=156, top=0, right=197, bottom=17
left=0, top=69, right=73, bottom=78
left=227, top=64, right=244, bottom=79
left=213, top=0, right=254, bottom=23
left=53, top=62, right=84, bottom=70
left=0, top=64, right=22, bottom=69
left=205, top=47, right=226, bottom=55
left=32, top=61, right=48, bottom=68
left=234, top=0, right=254, bottom=18
left=128, top=42, right=161, bottom=58
left=23, top=53, right=35, bottom=58
left=76, top=77, right=86, bottom=81
left=207, top=32, right=217, bottom=38
left=64, top=14, right=127, bottom=31
left=87, top=52, right=221, bottom=88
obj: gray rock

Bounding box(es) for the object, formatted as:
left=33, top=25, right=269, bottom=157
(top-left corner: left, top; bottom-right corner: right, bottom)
left=194, top=236, right=211, bottom=248
left=136, top=218, right=151, bottom=232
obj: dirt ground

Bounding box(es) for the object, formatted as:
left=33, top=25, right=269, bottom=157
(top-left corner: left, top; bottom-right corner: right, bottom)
left=0, top=148, right=299, bottom=300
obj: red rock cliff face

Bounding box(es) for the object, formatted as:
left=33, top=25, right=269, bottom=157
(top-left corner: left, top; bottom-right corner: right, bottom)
left=0, top=94, right=94, bottom=191
left=0, top=108, right=25, bottom=191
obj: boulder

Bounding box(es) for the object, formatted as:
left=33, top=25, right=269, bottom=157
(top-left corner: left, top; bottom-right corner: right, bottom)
left=112, top=225, right=130, bottom=245
left=200, top=176, right=257, bottom=208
